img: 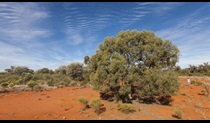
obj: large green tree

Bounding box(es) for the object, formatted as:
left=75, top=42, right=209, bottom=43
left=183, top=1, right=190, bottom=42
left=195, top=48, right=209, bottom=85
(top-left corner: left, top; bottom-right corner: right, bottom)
left=66, top=62, right=84, bottom=81
left=87, top=30, right=180, bottom=103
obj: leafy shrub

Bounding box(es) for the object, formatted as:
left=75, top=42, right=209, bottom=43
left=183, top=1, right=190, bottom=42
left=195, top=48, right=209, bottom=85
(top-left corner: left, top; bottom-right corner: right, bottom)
left=0, top=82, right=9, bottom=88
left=27, top=80, right=37, bottom=88
left=89, top=98, right=103, bottom=115
left=101, top=86, right=110, bottom=94
left=136, top=69, right=180, bottom=101
left=196, top=81, right=203, bottom=86
left=117, top=103, right=135, bottom=114
left=78, top=97, right=89, bottom=110
left=203, top=83, right=210, bottom=97
left=201, top=89, right=207, bottom=95
left=8, top=82, right=15, bottom=88
left=172, top=109, right=182, bottom=119
left=181, top=92, right=186, bottom=96
left=33, top=85, right=41, bottom=92
left=46, top=80, right=54, bottom=86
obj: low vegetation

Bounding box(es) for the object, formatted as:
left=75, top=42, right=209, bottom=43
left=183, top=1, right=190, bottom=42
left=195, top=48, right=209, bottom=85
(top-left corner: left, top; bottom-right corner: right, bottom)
left=89, top=98, right=104, bottom=115
left=117, top=103, right=135, bottom=114
left=172, top=109, right=182, bottom=119
left=78, top=97, right=89, bottom=110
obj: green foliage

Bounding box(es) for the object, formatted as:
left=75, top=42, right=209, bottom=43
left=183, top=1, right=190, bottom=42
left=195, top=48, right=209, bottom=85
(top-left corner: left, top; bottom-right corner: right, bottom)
left=0, top=82, right=9, bottom=88
left=54, top=65, right=67, bottom=74
left=27, top=80, right=37, bottom=88
left=33, top=85, right=41, bottom=92
left=0, top=65, right=79, bottom=92
left=196, top=81, right=203, bottom=86
left=78, top=97, right=89, bottom=109
left=46, top=79, right=54, bottom=86
left=137, top=69, right=180, bottom=97
left=201, top=89, right=207, bottom=95
left=191, top=80, right=203, bottom=86
left=203, top=83, right=210, bottom=97
left=101, top=86, right=110, bottom=94
left=66, top=62, right=84, bottom=81
left=178, top=62, right=210, bottom=76
left=172, top=109, right=182, bottom=119
left=35, top=68, right=54, bottom=74
left=117, top=103, right=135, bottom=114
left=5, top=66, right=34, bottom=75
left=88, top=30, right=180, bottom=103
left=84, top=56, right=90, bottom=65
left=89, top=98, right=103, bottom=115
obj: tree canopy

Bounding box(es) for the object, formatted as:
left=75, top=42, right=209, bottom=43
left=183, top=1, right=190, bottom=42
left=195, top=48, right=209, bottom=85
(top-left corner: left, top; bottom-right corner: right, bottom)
left=86, top=30, right=180, bottom=103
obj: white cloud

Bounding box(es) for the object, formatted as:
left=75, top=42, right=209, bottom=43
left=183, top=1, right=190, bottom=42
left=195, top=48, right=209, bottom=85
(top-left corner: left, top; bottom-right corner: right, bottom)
left=0, top=2, right=50, bottom=42
left=156, top=3, right=210, bottom=68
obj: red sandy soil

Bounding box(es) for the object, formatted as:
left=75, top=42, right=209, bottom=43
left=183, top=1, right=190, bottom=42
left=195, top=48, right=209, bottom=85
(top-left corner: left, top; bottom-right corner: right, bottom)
left=0, top=76, right=210, bottom=120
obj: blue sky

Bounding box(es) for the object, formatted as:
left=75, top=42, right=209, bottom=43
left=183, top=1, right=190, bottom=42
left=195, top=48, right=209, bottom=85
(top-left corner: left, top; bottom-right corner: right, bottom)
left=0, top=2, right=210, bottom=71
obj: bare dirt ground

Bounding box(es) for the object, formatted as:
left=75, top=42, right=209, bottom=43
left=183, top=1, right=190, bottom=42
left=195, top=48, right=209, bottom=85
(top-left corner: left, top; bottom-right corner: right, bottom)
left=0, top=76, right=210, bottom=120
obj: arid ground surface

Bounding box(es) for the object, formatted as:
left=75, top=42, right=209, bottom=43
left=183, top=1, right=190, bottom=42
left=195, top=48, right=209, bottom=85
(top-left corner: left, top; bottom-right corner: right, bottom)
left=0, top=76, right=210, bottom=120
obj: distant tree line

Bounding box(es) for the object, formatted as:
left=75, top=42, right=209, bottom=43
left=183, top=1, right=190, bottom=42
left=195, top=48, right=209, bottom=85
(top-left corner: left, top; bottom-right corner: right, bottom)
left=174, top=62, right=210, bottom=76
left=0, top=62, right=89, bottom=91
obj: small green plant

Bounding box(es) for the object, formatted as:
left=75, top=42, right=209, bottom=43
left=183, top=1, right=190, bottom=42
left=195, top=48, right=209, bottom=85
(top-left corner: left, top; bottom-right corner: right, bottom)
left=191, top=80, right=203, bottom=86
left=33, top=85, right=41, bottom=92
left=0, top=82, right=9, bottom=88
left=196, top=81, right=203, bottom=86
left=191, top=80, right=196, bottom=85
left=172, top=109, right=182, bottom=119
left=117, top=103, right=135, bottom=114
left=89, top=98, right=103, bottom=115
left=46, top=80, right=54, bottom=86
left=201, top=89, right=207, bottom=95
left=80, top=81, right=88, bottom=86
left=203, top=83, right=210, bottom=97
left=101, top=86, right=110, bottom=93
left=27, top=80, right=37, bottom=90
left=181, top=92, right=186, bottom=96
left=8, top=82, right=15, bottom=88
left=78, top=97, right=89, bottom=110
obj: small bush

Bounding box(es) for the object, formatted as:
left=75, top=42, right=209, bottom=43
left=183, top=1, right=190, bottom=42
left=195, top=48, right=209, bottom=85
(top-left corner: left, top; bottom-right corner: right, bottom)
left=191, top=80, right=196, bottom=85
left=78, top=97, right=89, bottom=110
left=201, top=89, right=207, bottom=95
left=27, top=80, right=37, bottom=88
left=181, top=92, right=186, bottom=96
left=191, top=80, right=203, bottom=86
left=0, top=82, right=9, bottom=88
left=89, top=98, right=103, bottom=115
left=70, top=81, right=77, bottom=86
left=33, top=85, right=41, bottom=92
left=117, top=103, right=135, bottom=114
left=46, top=80, right=54, bottom=86
left=101, top=86, right=110, bottom=94
left=8, top=82, right=15, bottom=88
left=172, top=109, right=182, bottom=119
left=203, top=83, right=210, bottom=97
left=196, top=81, right=203, bottom=86
left=80, top=81, right=88, bottom=86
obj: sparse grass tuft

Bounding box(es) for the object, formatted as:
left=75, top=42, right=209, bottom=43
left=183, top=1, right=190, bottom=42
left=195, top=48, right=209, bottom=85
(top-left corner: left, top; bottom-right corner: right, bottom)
left=172, top=109, right=182, bottom=119
left=117, top=103, right=135, bottom=114
left=78, top=97, right=89, bottom=110
left=89, top=98, right=103, bottom=115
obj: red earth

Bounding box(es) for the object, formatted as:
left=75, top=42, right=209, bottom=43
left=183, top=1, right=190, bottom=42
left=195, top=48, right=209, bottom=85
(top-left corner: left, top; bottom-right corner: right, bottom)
left=0, top=76, right=210, bottom=120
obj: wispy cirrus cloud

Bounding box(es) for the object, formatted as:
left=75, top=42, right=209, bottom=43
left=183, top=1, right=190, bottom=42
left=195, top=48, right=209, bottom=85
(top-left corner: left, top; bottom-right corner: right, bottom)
left=0, top=2, right=50, bottom=42
left=62, top=2, right=183, bottom=45
left=156, top=3, right=210, bottom=68
left=0, top=2, right=55, bottom=71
